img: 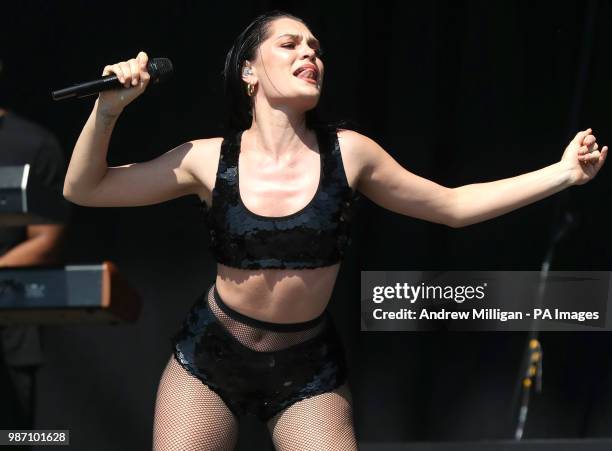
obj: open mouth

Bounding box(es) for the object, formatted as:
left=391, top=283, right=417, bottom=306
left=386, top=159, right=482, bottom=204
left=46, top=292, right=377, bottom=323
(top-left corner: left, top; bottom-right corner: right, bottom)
left=293, top=66, right=319, bottom=84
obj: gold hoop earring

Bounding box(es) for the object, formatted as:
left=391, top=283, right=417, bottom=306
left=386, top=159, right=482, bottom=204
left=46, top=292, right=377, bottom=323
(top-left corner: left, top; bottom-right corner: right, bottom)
left=247, top=83, right=255, bottom=97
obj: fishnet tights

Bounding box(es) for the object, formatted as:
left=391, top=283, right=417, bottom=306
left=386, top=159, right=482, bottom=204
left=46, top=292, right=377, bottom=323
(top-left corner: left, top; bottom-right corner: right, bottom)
left=153, top=355, right=238, bottom=451
left=153, top=285, right=358, bottom=450
left=267, top=383, right=358, bottom=450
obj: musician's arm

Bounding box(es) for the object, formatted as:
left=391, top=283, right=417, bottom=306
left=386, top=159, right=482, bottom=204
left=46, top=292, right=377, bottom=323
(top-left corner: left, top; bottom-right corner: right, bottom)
left=0, top=224, right=66, bottom=267
left=63, top=99, right=209, bottom=207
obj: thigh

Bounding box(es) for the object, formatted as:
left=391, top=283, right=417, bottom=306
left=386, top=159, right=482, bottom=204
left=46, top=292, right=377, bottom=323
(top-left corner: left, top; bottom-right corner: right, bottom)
left=267, top=383, right=358, bottom=451
left=153, top=355, right=238, bottom=451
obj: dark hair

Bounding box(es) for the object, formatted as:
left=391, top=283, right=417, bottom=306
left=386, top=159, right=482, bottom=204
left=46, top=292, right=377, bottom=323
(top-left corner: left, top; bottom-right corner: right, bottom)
left=222, top=10, right=327, bottom=133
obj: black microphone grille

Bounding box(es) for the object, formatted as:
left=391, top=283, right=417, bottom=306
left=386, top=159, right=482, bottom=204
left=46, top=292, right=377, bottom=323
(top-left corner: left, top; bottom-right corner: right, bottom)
left=147, top=58, right=173, bottom=83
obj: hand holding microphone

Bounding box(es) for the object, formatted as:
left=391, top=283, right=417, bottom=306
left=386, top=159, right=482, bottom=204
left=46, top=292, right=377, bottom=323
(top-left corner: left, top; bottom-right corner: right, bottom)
left=97, top=51, right=152, bottom=116
left=51, top=51, right=173, bottom=117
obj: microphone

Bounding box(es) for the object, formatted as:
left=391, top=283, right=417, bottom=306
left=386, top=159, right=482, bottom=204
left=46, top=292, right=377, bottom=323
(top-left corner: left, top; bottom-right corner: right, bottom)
left=51, top=57, right=173, bottom=101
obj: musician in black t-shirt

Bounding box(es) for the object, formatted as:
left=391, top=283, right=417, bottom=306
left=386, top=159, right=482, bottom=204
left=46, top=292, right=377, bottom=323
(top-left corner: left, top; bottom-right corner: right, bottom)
left=0, top=60, right=68, bottom=429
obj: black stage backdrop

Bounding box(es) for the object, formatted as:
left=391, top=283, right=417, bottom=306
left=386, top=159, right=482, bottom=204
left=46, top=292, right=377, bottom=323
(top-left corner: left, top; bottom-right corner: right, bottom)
left=1, top=1, right=611, bottom=449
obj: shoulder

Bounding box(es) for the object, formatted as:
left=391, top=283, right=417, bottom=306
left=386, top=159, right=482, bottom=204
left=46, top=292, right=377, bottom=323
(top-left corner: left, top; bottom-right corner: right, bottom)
left=5, top=111, right=51, bottom=136
left=187, top=137, right=224, bottom=155
left=186, top=136, right=224, bottom=152
left=2, top=113, right=66, bottom=180
left=337, top=129, right=383, bottom=156
left=179, top=137, right=224, bottom=168
left=336, top=129, right=385, bottom=172
left=337, top=128, right=371, bottom=147
left=179, top=137, right=224, bottom=200
left=3, top=111, right=62, bottom=153
left=333, top=129, right=382, bottom=191
left=6, top=112, right=61, bottom=154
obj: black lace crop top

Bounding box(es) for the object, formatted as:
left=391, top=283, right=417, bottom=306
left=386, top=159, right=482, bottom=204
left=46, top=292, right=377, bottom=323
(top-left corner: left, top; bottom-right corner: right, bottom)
left=203, top=127, right=360, bottom=269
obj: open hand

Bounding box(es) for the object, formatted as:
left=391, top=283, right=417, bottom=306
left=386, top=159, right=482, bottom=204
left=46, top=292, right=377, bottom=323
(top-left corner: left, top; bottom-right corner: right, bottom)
left=561, top=128, right=608, bottom=186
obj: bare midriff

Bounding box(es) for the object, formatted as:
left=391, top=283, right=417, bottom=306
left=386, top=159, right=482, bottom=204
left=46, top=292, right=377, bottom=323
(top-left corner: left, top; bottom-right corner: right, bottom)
left=215, top=262, right=341, bottom=324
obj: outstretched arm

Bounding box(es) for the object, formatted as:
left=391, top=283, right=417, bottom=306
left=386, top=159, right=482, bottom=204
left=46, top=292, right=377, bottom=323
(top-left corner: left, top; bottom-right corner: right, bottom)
left=344, top=128, right=606, bottom=228
left=340, top=130, right=457, bottom=227
left=450, top=129, right=606, bottom=227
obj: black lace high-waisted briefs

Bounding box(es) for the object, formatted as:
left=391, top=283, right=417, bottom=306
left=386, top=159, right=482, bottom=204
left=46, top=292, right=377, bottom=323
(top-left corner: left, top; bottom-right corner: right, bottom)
left=172, top=283, right=347, bottom=421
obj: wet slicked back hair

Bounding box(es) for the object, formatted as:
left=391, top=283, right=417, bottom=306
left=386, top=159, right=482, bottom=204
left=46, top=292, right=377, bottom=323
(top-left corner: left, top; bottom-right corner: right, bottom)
left=222, top=10, right=326, bottom=133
